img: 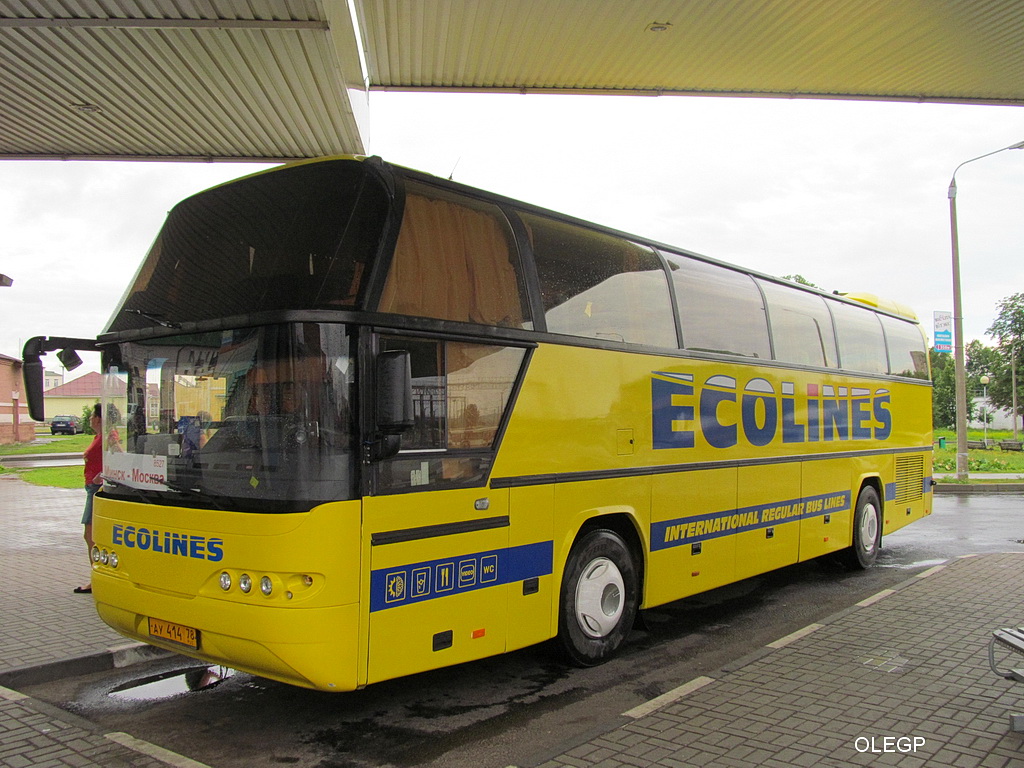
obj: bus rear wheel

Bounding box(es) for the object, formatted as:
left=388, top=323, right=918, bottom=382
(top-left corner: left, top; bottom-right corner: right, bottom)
left=842, top=486, right=882, bottom=569
left=558, top=529, right=639, bottom=666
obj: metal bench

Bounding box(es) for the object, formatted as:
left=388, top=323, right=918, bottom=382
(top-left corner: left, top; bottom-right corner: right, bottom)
left=1000, top=440, right=1023, bottom=452
left=989, top=627, right=1024, bottom=732
left=967, top=439, right=987, bottom=450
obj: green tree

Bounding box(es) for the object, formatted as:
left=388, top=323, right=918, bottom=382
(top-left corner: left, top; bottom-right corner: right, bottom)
left=780, top=274, right=820, bottom=289
left=985, top=293, right=1024, bottom=429
left=930, top=347, right=957, bottom=428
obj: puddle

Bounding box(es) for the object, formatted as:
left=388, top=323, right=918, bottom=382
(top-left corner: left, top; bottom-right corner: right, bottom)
left=109, top=665, right=234, bottom=702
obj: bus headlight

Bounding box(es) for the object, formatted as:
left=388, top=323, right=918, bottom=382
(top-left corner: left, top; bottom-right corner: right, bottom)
left=239, top=574, right=252, bottom=593
left=109, top=552, right=119, bottom=568
left=219, top=572, right=232, bottom=591
left=91, top=546, right=101, bottom=563
left=260, top=576, right=273, bottom=596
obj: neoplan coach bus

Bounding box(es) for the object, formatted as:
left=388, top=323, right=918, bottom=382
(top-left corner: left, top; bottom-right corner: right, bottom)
left=23, top=156, right=932, bottom=691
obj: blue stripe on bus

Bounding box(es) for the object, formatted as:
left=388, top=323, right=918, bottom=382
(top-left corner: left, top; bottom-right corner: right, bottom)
left=651, top=490, right=852, bottom=552
left=885, top=483, right=897, bottom=501
left=369, top=540, right=553, bottom=612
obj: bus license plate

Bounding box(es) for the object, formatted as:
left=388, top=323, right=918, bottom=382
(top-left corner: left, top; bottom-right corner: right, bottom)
left=148, top=617, right=199, bottom=649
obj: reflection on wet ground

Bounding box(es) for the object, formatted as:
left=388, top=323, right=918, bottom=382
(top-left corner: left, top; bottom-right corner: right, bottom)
left=108, top=665, right=234, bottom=702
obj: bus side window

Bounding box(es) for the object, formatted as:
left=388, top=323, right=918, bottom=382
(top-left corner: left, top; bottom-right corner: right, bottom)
left=519, top=212, right=677, bottom=348
left=758, top=279, right=839, bottom=368
left=662, top=252, right=771, bottom=359
left=378, top=184, right=532, bottom=330
left=879, top=315, right=930, bottom=379
left=829, top=300, right=889, bottom=374
left=376, top=336, right=526, bottom=494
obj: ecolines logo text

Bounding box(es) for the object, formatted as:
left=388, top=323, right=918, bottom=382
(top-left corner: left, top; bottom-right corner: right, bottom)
left=652, top=372, right=892, bottom=450
left=111, top=524, right=224, bottom=562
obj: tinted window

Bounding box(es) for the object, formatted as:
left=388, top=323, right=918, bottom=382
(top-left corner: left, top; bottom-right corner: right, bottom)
left=758, top=280, right=838, bottom=368
left=521, top=213, right=678, bottom=348
left=379, top=184, right=531, bottom=329
left=108, top=160, right=389, bottom=333
left=377, top=337, right=526, bottom=493
left=880, top=315, right=930, bottom=379
left=662, top=252, right=771, bottom=358
left=830, top=300, right=889, bottom=374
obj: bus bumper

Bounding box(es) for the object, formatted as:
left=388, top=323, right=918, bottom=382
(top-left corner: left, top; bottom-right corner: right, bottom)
left=94, top=574, right=362, bottom=692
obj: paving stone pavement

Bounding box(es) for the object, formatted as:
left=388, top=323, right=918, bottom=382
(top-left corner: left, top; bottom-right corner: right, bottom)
left=0, top=475, right=201, bottom=768
left=530, top=553, right=1024, bottom=768
left=3, top=472, right=1024, bottom=768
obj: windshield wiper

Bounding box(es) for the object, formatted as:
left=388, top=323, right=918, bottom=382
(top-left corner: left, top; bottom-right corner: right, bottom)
left=163, top=479, right=226, bottom=510
left=100, top=475, right=160, bottom=503
left=124, top=309, right=182, bottom=329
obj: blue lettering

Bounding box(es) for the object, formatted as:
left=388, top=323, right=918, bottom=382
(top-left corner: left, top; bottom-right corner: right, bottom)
left=171, top=533, right=188, bottom=557
left=781, top=398, right=805, bottom=443
left=652, top=376, right=696, bottom=449
left=822, top=399, right=848, bottom=441
left=742, top=381, right=777, bottom=447
left=807, top=399, right=820, bottom=442
left=189, top=535, right=205, bottom=559
left=112, top=524, right=124, bottom=546
left=124, top=525, right=136, bottom=547
left=137, top=528, right=151, bottom=550
left=700, top=376, right=738, bottom=448
left=874, top=394, right=892, bottom=440
left=851, top=398, right=872, bottom=439
left=206, top=539, right=224, bottom=562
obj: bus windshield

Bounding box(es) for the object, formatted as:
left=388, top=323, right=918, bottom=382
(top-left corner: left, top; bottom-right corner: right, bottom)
left=105, top=160, right=390, bottom=334
left=101, top=323, right=357, bottom=513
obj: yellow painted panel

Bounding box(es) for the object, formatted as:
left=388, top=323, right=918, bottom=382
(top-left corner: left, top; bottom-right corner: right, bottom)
left=508, top=484, right=556, bottom=651
left=799, top=459, right=855, bottom=561
left=649, top=467, right=737, bottom=606
left=734, top=463, right=801, bottom=581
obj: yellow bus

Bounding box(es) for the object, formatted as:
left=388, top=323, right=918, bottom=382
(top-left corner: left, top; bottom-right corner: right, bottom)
left=24, top=156, right=932, bottom=690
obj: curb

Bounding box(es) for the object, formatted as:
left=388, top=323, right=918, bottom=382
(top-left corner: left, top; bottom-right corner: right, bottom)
left=0, top=641, right=173, bottom=689
left=933, top=483, right=1024, bottom=494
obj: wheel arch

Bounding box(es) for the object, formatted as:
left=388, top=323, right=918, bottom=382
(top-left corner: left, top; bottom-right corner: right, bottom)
left=568, top=511, right=647, bottom=604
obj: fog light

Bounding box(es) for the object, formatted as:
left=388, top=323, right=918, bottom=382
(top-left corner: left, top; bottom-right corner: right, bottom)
left=239, top=574, right=252, bottom=593
left=109, top=552, right=119, bottom=568
left=302, top=575, right=313, bottom=587
left=260, top=576, right=273, bottom=596
left=219, top=572, right=231, bottom=591
left=91, top=546, right=101, bottom=563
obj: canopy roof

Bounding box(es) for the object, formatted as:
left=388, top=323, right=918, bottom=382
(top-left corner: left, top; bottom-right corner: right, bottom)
left=2, top=0, right=1022, bottom=161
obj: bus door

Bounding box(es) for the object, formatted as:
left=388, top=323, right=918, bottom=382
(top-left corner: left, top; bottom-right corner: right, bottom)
left=362, top=334, right=529, bottom=685
left=362, top=488, right=510, bottom=685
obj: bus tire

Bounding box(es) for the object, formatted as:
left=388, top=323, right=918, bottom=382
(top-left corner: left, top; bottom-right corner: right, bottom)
left=843, top=486, right=882, bottom=569
left=558, top=529, right=639, bottom=667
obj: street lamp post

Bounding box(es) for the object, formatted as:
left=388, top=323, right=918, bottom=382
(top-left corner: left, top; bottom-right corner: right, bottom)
left=948, top=140, right=1024, bottom=480
left=980, top=374, right=990, bottom=444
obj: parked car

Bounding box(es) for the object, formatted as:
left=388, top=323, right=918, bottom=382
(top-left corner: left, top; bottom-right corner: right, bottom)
left=50, top=415, right=81, bottom=435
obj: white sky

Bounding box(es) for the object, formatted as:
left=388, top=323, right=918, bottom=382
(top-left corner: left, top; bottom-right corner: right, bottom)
left=2, top=91, right=1023, bottom=378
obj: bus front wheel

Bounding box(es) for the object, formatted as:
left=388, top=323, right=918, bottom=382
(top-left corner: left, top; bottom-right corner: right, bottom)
left=843, top=486, right=882, bottom=569
left=558, top=529, right=639, bottom=666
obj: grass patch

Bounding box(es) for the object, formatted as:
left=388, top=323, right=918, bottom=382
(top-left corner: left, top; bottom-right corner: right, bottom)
left=0, top=434, right=92, bottom=456
left=933, top=428, right=1024, bottom=473
left=13, top=466, right=84, bottom=489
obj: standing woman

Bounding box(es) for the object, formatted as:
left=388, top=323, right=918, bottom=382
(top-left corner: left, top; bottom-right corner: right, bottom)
left=75, top=403, right=103, bottom=594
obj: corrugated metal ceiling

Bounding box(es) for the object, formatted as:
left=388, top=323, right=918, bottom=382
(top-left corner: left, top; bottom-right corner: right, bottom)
left=1, top=0, right=1023, bottom=162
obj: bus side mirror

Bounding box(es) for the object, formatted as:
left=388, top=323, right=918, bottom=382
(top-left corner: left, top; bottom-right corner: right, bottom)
left=371, top=350, right=413, bottom=463
left=376, top=350, right=413, bottom=434
left=22, top=339, right=45, bottom=422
